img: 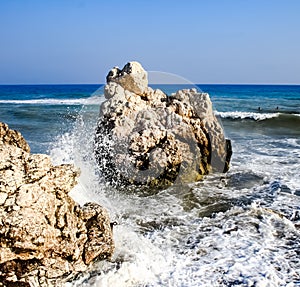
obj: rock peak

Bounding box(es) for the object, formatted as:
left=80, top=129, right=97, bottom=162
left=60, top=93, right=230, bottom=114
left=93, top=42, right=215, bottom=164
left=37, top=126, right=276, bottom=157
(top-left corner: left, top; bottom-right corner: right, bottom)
left=106, top=61, right=148, bottom=95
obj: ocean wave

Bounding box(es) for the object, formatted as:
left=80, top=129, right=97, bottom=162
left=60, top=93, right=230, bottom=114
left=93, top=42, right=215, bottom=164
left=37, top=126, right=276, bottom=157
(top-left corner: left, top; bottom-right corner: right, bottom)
left=214, top=111, right=280, bottom=121
left=216, top=111, right=300, bottom=135
left=0, top=95, right=104, bottom=105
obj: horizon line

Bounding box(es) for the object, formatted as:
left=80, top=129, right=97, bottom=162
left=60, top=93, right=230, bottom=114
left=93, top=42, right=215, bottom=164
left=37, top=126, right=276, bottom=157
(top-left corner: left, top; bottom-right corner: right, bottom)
left=1, top=83, right=300, bottom=86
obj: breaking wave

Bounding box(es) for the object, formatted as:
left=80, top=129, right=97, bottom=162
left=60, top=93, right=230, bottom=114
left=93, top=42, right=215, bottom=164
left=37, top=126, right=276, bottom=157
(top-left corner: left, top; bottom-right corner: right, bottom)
left=0, top=95, right=104, bottom=105
left=215, top=111, right=300, bottom=121
left=215, top=111, right=280, bottom=121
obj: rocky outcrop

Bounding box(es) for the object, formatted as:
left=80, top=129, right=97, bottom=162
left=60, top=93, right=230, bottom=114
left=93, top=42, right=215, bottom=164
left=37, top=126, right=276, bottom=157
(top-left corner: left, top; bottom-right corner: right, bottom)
left=94, top=61, right=232, bottom=187
left=0, top=122, right=114, bottom=286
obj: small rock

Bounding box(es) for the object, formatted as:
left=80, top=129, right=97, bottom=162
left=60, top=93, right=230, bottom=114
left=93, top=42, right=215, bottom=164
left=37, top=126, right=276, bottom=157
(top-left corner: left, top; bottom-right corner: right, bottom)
left=106, top=61, right=148, bottom=95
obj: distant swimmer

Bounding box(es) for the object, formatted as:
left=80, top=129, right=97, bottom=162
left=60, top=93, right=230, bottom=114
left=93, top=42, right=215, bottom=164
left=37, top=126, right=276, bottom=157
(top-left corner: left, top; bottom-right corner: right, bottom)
left=258, top=107, right=261, bottom=111
left=110, top=221, right=118, bottom=232
left=276, top=106, right=279, bottom=110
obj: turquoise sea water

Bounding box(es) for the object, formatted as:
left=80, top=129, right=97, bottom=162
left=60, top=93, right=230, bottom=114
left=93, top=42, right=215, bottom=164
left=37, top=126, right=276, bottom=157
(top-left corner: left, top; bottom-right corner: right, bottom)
left=1, top=84, right=300, bottom=286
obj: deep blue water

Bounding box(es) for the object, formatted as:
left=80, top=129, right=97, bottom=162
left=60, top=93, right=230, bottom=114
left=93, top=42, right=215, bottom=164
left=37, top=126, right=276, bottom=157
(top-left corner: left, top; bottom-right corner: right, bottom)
left=0, top=84, right=299, bottom=153
left=199, top=84, right=300, bottom=114
left=0, top=84, right=102, bottom=152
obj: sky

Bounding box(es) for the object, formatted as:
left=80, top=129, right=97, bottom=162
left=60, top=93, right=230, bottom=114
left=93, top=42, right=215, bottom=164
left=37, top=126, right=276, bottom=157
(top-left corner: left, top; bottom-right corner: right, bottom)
left=0, top=0, right=300, bottom=84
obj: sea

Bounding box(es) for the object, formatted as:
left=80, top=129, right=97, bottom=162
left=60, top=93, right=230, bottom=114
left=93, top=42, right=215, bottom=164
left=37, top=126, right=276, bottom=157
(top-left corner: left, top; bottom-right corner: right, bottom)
left=0, top=83, right=300, bottom=287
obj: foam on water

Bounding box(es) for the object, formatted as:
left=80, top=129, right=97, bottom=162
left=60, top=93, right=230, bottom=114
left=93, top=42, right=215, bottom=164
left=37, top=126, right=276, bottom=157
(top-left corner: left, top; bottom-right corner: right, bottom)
left=49, top=99, right=300, bottom=286
left=0, top=95, right=104, bottom=105
left=215, top=111, right=280, bottom=121
left=230, top=136, right=300, bottom=193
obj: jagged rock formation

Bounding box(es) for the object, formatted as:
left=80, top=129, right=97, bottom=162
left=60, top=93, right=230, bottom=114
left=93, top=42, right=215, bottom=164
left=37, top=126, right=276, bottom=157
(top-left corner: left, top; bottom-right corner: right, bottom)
left=0, top=122, right=114, bottom=286
left=94, top=61, right=232, bottom=187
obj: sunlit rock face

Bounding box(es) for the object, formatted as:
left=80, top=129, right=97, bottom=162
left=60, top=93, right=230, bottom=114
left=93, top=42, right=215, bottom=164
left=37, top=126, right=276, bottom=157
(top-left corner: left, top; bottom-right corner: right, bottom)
left=0, top=122, right=114, bottom=286
left=95, top=61, right=232, bottom=187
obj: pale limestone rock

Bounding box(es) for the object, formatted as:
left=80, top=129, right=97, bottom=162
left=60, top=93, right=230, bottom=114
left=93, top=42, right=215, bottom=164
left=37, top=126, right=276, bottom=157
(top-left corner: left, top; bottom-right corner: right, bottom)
left=95, top=62, right=232, bottom=187
left=106, top=61, right=148, bottom=95
left=0, top=121, right=30, bottom=152
left=0, top=122, right=114, bottom=286
left=0, top=192, right=7, bottom=205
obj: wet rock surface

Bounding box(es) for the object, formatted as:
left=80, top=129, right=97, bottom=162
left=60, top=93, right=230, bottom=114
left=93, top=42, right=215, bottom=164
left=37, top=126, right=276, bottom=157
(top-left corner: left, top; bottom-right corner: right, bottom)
left=95, top=61, right=232, bottom=187
left=0, top=122, right=114, bottom=286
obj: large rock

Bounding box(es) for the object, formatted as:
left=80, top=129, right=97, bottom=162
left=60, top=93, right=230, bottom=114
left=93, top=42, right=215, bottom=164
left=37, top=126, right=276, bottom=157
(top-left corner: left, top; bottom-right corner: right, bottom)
left=95, top=61, right=232, bottom=187
left=0, top=122, right=114, bottom=286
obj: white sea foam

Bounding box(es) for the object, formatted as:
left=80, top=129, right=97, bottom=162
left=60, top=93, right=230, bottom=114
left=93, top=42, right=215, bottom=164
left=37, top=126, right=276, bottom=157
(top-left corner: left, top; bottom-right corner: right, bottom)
left=215, top=111, right=280, bottom=121
left=52, top=103, right=300, bottom=286
left=0, top=95, right=104, bottom=105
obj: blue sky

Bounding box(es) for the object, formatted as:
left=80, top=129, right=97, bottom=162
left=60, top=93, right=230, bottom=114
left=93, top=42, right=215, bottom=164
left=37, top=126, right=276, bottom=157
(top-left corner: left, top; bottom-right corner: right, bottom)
left=1, top=0, right=300, bottom=84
